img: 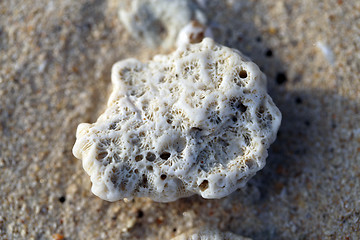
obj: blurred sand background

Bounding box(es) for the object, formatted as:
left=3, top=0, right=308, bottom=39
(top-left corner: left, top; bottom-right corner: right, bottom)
left=0, top=0, right=359, bottom=239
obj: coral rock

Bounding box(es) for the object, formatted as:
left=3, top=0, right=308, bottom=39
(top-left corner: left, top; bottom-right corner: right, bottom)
left=73, top=38, right=281, bottom=202
left=118, top=0, right=206, bottom=49
left=171, top=228, right=252, bottom=240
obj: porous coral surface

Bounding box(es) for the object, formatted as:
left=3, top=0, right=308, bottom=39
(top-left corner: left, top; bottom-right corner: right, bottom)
left=73, top=38, right=281, bottom=202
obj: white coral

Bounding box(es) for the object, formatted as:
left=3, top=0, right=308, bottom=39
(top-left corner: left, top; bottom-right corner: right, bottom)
left=119, top=0, right=206, bottom=49
left=171, top=228, right=252, bottom=240
left=73, top=38, right=281, bottom=202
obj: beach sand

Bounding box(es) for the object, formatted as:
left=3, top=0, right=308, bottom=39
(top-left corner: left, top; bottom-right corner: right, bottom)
left=1, top=0, right=359, bottom=239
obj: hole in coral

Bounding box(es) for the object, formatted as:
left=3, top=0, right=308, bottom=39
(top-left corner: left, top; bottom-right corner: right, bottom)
left=135, top=155, right=143, bottom=162
left=190, top=31, right=205, bottom=44
left=160, top=152, right=171, bottom=160
left=199, top=180, right=209, bottom=191
left=146, top=152, right=156, bottom=162
left=160, top=174, right=167, bottom=180
left=245, top=159, right=255, bottom=169
left=239, top=70, right=248, bottom=78
left=230, top=98, right=247, bottom=113
left=109, top=122, right=117, bottom=130
left=137, top=210, right=144, bottom=218
left=258, top=105, right=265, bottom=114
left=142, top=101, right=149, bottom=111
left=142, top=175, right=148, bottom=187
left=96, top=152, right=107, bottom=160
left=190, top=127, right=202, bottom=134
left=147, top=165, right=153, bottom=172
left=236, top=102, right=247, bottom=113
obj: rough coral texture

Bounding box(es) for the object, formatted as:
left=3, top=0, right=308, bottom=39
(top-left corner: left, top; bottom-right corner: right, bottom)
left=171, top=228, right=251, bottom=240
left=73, top=38, right=281, bottom=202
left=118, top=0, right=206, bottom=49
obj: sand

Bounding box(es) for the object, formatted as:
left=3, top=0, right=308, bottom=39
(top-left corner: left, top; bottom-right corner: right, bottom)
left=1, top=0, right=359, bottom=239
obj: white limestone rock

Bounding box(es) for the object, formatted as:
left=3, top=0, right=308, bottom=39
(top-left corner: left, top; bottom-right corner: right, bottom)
left=119, top=0, right=206, bottom=49
left=73, top=38, right=281, bottom=202
left=171, top=228, right=252, bottom=240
